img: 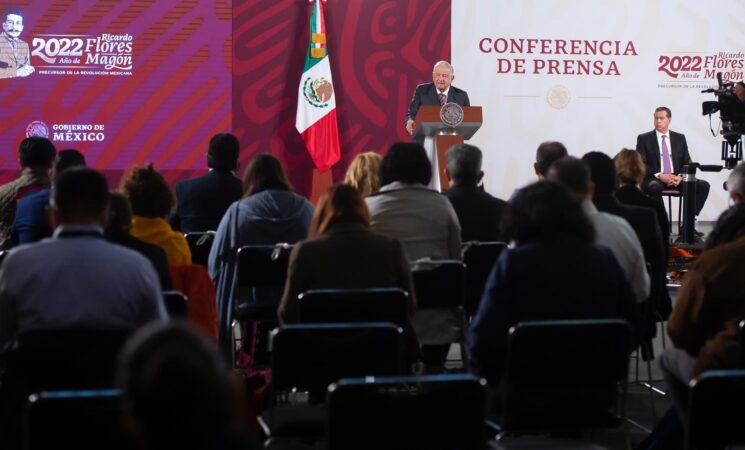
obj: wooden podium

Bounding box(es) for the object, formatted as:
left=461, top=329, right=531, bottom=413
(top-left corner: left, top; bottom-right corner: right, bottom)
left=413, top=105, right=483, bottom=191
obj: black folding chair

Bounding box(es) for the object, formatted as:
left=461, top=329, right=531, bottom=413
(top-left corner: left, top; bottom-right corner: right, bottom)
left=231, top=244, right=294, bottom=369
left=411, top=259, right=466, bottom=309
left=259, top=323, right=405, bottom=442
left=184, top=231, right=215, bottom=268
left=0, top=327, right=133, bottom=450
left=23, top=389, right=127, bottom=450
left=326, top=374, right=487, bottom=450
left=162, top=290, right=188, bottom=318
left=461, top=241, right=507, bottom=318
left=297, top=288, right=409, bottom=328
left=686, top=369, right=745, bottom=450
left=499, top=319, right=632, bottom=447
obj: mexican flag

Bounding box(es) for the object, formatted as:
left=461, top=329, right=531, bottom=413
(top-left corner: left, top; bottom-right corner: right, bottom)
left=296, top=0, right=340, bottom=173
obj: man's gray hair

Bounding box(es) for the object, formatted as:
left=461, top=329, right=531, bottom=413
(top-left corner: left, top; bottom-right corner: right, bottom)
left=728, top=163, right=745, bottom=196
left=433, top=60, right=454, bottom=75
left=446, top=143, right=481, bottom=185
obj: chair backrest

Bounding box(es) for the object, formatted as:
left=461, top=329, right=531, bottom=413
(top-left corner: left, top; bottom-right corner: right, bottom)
left=461, top=242, right=507, bottom=316
left=411, top=259, right=466, bottom=309
left=297, top=288, right=409, bottom=328
left=184, top=232, right=215, bottom=268
left=235, top=244, right=293, bottom=308
left=162, top=290, right=188, bottom=318
left=23, top=389, right=128, bottom=450
left=502, top=319, right=631, bottom=434
left=271, top=323, right=405, bottom=397
left=327, top=374, right=486, bottom=450
left=686, top=370, right=745, bottom=450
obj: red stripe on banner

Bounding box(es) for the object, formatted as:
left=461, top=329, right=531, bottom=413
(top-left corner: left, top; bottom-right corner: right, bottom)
left=300, top=109, right=340, bottom=173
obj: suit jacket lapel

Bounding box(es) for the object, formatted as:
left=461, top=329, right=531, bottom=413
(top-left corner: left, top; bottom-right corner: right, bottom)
left=428, top=84, right=439, bottom=105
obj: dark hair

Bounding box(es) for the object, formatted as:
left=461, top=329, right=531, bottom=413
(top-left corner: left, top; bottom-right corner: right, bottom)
left=535, top=141, right=568, bottom=176
left=380, top=142, right=431, bottom=186
left=18, top=137, right=56, bottom=169
left=2, top=8, right=23, bottom=22
left=117, top=322, right=238, bottom=450
left=705, top=204, right=745, bottom=250
left=581, top=151, right=616, bottom=195
left=614, top=148, right=646, bottom=186
left=309, top=184, right=370, bottom=238
left=119, top=164, right=174, bottom=218
left=547, top=156, right=590, bottom=196
left=207, top=133, right=239, bottom=171
left=655, top=106, right=671, bottom=118
left=242, top=153, right=292, bottom=198
left=501, top=180, right=594, bottom=244
left=108, top=192, right=133, bottom=232
left=53, top=149, right=86, bottom=178
left=52, top=167, right=110, bottom=221
left=446, top=143, right=482, bottom=185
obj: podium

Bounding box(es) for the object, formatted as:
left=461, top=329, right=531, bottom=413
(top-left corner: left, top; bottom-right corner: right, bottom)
left=413, top=105, right=483, bottom=191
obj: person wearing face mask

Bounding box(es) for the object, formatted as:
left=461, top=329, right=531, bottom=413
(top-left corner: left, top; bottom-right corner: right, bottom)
left=0, top=8, right=34, bottom=79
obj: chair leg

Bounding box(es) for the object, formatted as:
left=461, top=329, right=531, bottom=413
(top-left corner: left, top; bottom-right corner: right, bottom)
left=231, top=319, right=241, bottom=369
left=646, top=358, right=657, bottom=421
left=667, top=196, right=673, bottom=234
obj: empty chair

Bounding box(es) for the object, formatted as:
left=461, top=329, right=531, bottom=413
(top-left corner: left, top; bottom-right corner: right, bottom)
left=686, top=369, right=745, bottom=450
left=23, top=389, right=127, bottom=450
left=184, top=231, right=215, bottom=268
left=499, top=320, right=631, bottom=444
left=326, top=374, right=486, bottom=450
left=162, top=290, right=188, bottom=318
left=230, top=243, right=293, bottom=367
left=260, top=323, right=405, bottom=441
left=461, top=241, right=507, bottom=318
left=297, top=288, right=409, bottom=328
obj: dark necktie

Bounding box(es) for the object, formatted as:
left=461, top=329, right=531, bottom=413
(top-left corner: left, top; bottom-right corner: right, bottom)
left=438, top=93, right=446, bottom=106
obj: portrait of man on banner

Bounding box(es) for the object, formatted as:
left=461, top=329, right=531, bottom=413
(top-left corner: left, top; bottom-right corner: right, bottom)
left=0, top=8, right=35, bottom=79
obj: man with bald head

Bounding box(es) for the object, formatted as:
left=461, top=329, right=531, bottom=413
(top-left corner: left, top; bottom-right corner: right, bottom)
left=405, top=61, right=470, bottom=136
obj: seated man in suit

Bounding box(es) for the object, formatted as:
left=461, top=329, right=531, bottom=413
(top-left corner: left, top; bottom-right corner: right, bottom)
left=404, top=60, right=470, bottom=136
left=636, top=107, right=710, bottom=234
left=170, top=133, right=243, bottom=233
left=444, top=143, right=506, bottom=242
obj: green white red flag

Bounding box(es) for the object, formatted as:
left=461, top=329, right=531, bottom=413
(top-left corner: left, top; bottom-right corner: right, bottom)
left=295, top=0, right=340, bottom=173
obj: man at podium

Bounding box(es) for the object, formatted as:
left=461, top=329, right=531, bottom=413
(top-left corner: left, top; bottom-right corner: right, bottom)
left=404, top=61, right=470, bottom=136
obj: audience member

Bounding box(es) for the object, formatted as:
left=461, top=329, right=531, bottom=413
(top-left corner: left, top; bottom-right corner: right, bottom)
left=582, top=151, right=667, bottom=324
left=208, top=154, right=313, bottom=354
left=614, top=148, right=670, bottom=243
left=278, top=184, right=415, bottom=323
left=106, top=193, right=173, bottom=290
left=365, top=142, right=462, bottom=372
left=548, top=156, right=650, bottom=303
left=9, top=149, right=86, bottom=245
left=661, top=203, right=745, bottom=411
left=533, top=140, right=567, bottom=179
left=343, top=151, right=383, bottom=197
left=120, top=164, right=192, bottom=265
left=467, top=181, right=639, bottom=383
left=118, top=322, right=254, bottom=450
left=0, top=137, right=56, bottom=243
left=0, top=167, right=167, bottom=350
left=170, top=133, right=243, bottom=233
left=444, top=143, right=506, bottom=242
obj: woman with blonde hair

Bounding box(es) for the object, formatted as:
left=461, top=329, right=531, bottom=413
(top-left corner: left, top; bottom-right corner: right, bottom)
left=614, top=148, right=670, bottom=243
left=344, top=151, right=382, bottom=197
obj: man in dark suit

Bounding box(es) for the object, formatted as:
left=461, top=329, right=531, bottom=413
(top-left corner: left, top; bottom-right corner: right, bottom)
left=636, top=107, right=710, bottom=228
left=170, top=133, right=243, bottom=233
left=583, top=152, right=671, bottom=325
left=405, top=61, right=470, bottom=135
left=444, top=143, right=506, bottom=242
